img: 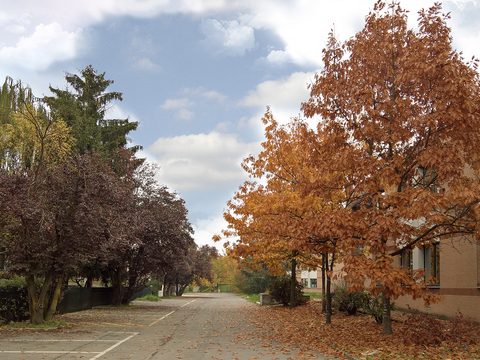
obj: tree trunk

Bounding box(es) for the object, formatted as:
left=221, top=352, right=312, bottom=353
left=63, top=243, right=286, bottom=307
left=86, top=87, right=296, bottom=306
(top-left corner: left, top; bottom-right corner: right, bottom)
left=0, top=248, right=5, bottom=269
left=45, top=275, right=63, bottom=321
left=26, top=275, right=37, bottom=323
left=163, top=278, right=169, bottom=297
left=121, top=273, right=141, bottom=304
left=382, top=290, right=393, bottom=335
left=290, top=254, right=297, bottom=309
left=321, top=252, right=326, bottom=314
left=111, top=270, right=123, bottom=306
left=164, top=277, right=175, bottom=297
left=176, top=284, right=187, bottom=296
left=27, top=273, right=53, bottom=325
left=325, top=251, right=335, bottom=324
left=326, top=270, right=332, bottom=324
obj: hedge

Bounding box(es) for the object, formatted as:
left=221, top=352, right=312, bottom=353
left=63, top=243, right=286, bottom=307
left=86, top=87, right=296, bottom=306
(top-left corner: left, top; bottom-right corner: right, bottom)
left=0, top=278, right=30, bottom=324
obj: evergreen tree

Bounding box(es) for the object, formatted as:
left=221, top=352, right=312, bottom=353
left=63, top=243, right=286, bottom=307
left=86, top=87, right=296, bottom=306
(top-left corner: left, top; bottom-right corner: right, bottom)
left=45, top=65, right=141, bottom=156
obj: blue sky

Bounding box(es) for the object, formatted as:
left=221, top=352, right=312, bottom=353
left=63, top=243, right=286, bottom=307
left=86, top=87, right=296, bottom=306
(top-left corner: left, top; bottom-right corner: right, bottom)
left=1, top=0, right=479, bottom=251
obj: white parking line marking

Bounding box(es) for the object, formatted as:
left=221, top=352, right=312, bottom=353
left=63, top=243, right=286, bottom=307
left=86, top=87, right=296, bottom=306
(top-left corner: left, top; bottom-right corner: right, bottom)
left=148, top=299, right=196, bottom=327
left=180, top=299, right=196, bottom=308
left=0, top=332, right=139, bottom=358
left=89, top=333, right=139, bottom=360
left=1, top=351, right=100, bottom=354
left=147, top=310, right=175, bottom=327
left=4, top=339, right=117, bottom=342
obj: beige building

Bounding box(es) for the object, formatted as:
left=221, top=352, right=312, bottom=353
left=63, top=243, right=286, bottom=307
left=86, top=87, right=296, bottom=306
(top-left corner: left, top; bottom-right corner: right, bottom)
left=298, top=237, right=480, bottom=322
left=393, top=235, right=480, bottom=322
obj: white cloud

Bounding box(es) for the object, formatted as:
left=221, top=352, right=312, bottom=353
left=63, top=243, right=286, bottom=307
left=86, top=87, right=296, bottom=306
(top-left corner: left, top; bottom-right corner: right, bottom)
left=239, top=71, right=315, bottom=108
left=160, top=98, right=195, bottom=119
left=133, top=57, right=161, bottom=71
left=5, top=24, right=27, bottom=34
left=147, top=132, right=261, bottom=192
left=237, top=71, right=324, bottom=137
left=192, top=216, right=231, bottom=252
left=3, top=0, right=477, bottom=70
left=182, top=87, right=227, bottom=102
left=0, top=12, right=31, bottom=28
left=175, top=108, right=194, bottom=120
left=200, top=18, right=256, bottom=56
left=201, top=90, right=226, bottom=101
left=0, top=22, right=84, bottom=71
left=449, top=0, right=477, bottom=10
left=214, top=121, right=233, bottom=132
left=160, top=98, right=194, bottom=110
left=258, top=49, right=293, bottom=66
left=244, top=1, right=371, bottom=67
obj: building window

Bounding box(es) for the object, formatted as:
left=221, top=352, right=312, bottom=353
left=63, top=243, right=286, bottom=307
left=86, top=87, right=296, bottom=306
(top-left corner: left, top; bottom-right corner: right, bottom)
left=401, top=249, right=412, bottom=270
left=301, top=278, right=308, bottom=287
left=424, top=242, right=440, bottom=286
left=416, top=167, right=438, bottom=193
left=310, top=279, right=317, bottom=288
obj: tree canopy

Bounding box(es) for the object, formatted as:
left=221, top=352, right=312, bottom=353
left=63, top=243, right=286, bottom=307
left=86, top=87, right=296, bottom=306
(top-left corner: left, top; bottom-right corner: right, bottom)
left=0, top=67, right=195, bottom=324
left=218, top=0, right=480, bottom=335
left=45, top=65, right=140, bottom=157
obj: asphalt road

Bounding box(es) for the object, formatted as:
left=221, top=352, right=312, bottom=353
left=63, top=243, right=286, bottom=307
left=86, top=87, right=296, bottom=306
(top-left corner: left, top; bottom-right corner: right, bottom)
left=0, top=293, right=334, bottom=360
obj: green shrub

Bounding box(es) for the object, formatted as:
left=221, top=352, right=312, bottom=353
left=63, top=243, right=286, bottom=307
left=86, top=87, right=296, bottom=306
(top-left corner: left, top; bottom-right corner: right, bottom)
left=362, top=291, right=395, bottom=324
left=0, top=277, right=30, bottom=324
left=241, top=266, right=272, bottom=294
left=332, top=280, right=364, bottom=315
left=147, top=279, right=162, bottom=296
left=267, top=275, right=306, bottom=307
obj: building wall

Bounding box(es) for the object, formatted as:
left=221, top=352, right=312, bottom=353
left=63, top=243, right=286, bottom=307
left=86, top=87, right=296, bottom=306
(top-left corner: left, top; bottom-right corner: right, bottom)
left=395, top=236, right=480, bottom=322
left=478, top=242, right=480, bottom=287
left=295, top=238, right=480, bottom=321
left=395, top=295, right=480, bottom=322
left=297, top=260, right=344, bottom=294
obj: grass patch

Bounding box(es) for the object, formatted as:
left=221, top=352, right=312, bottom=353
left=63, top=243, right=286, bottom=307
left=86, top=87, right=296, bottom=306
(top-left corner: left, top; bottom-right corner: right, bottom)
left=95, top=304, right=140, bottom=309
left=135, top=295, right=161, bottom=301
left=241, top=293, right=260, bottom=303
left=304, top=292, right=322, bottom=299
left=3, top=319, right=70, bottom=329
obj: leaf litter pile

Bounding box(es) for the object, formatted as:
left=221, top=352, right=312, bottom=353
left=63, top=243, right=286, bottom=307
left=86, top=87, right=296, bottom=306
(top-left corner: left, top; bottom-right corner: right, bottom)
left=242, top=301, right=480, bottom=360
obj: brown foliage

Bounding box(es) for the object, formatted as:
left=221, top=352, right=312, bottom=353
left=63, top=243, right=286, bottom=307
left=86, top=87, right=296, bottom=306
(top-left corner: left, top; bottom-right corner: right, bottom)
left=219, top=0, right=480, bottom=336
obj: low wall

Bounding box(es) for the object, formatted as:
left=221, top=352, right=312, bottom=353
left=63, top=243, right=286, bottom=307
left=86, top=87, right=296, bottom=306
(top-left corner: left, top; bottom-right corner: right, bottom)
left=57, top=286, right=151, bottom=314
left=395, top=292, right=480, bottom=322
left=57, top=286, right=114, bottom=314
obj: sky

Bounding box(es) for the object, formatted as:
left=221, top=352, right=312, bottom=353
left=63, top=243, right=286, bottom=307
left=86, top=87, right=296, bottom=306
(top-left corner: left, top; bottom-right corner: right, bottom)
left=1, top=0, right=479, bottom=252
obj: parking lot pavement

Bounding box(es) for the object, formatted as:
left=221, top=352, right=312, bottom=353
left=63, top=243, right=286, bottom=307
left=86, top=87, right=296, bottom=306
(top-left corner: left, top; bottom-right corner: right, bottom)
left=0, top=331, right=138, bottom=359
left=0, top=294, right=335, bottom=360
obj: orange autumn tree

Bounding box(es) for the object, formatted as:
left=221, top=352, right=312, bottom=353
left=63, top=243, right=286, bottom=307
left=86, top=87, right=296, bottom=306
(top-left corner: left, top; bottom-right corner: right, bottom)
left=301, top=1, right=480, bottom=335
left=216, top=109, right=342, bottom=313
